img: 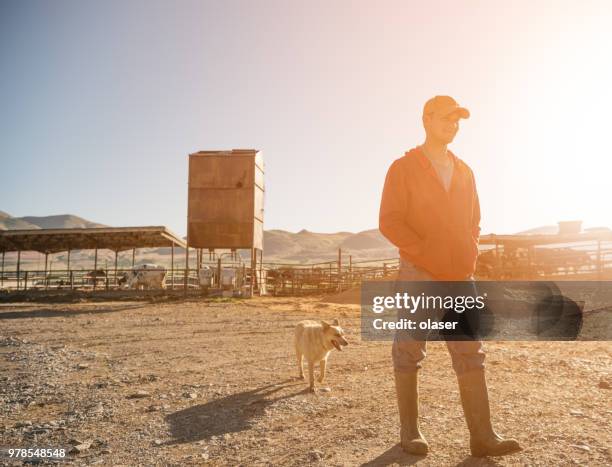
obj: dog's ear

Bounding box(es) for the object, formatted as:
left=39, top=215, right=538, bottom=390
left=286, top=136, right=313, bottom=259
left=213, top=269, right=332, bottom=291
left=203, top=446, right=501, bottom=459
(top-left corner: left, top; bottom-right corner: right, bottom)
left=321, top=320, right=330, bottom=329
left=331, top=319, right=339, bottom=326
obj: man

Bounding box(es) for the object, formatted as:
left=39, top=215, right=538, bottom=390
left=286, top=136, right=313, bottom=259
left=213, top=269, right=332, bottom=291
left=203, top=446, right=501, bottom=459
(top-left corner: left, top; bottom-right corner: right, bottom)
left=378, top=95, right=521, bottom=457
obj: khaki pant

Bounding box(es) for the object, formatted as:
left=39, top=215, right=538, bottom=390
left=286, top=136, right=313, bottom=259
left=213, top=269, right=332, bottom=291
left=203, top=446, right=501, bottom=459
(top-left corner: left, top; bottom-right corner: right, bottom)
left=392, top=258, right=485, bottom=375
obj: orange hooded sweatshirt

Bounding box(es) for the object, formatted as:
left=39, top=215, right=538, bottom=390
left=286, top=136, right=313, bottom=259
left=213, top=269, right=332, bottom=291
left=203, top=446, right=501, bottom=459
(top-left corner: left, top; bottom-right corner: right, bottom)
left=379, top=146, right=481, bottom=280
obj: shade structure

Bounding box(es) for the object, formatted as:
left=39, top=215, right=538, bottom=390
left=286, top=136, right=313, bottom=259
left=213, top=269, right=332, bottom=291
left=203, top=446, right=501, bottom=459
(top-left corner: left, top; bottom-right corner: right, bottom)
left=0, top=226, right=187, bottom=254
left=479, top=230, right=612, bottom=246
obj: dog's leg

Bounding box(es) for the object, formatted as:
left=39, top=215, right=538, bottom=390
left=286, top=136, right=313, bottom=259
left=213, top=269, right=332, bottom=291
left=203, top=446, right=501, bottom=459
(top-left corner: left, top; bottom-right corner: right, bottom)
left=296, top=349, right=304, bottom=380
left=308, top=360, right=315, bottom=392
left=318, top=358, right=327, bottom=383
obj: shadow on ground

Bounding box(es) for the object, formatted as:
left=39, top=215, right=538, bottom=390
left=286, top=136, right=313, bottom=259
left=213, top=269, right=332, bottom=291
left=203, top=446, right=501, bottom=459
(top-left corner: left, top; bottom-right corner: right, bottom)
left=0, top=304, right=146, bottom=320
left=166, top=379, right=308, bottom=444
left=361, top=444, right=505, bottom=467
left=361, top=444, right=424, bottom=466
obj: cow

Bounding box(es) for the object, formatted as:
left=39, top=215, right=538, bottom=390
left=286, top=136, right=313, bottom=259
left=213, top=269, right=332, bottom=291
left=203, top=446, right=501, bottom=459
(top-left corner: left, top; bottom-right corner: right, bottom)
left=220, top=268, right=237, bottom=289
left=199, top=266, right=214, bottom=290
left=120, top=264, right=167, bottom=290
left=86, top=269, right=107, bottom=286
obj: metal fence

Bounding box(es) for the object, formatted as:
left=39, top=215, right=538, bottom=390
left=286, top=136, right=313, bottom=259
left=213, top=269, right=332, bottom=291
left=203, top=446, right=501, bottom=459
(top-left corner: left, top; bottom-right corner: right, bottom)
left=2, top=242, right=612, bottom=296
left=0, top=259, right=400, bottom=296
left=476, top=241, right=612, bottom=280
left=0, top=268, right=201, bottom=292
left=262, top=257, right=400, bottom=296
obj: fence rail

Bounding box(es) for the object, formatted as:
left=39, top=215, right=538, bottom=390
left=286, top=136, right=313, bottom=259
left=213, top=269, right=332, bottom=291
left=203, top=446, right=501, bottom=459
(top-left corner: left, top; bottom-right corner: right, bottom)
left=0, top=268, right=202, bottom=292
left=2, top=242, right=612, bottom=296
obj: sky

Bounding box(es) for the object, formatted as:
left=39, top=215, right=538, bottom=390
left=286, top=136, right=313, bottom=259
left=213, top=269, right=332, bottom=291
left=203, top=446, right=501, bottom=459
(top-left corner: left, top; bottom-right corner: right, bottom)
left=1, top=0, right=611, bottom=237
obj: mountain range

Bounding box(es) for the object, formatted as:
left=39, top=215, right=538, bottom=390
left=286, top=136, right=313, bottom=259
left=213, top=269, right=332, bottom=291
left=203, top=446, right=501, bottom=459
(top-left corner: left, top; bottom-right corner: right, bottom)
left=2, top=211, right=608, bottom=266
left=0, top=211, right=105, bottom=231
left=0, top=211, right=396, bottom=264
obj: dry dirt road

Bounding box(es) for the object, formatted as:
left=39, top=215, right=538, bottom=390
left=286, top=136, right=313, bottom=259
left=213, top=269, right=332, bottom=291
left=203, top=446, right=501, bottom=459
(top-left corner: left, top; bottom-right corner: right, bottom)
left=1, top=295, right=610, bottom=466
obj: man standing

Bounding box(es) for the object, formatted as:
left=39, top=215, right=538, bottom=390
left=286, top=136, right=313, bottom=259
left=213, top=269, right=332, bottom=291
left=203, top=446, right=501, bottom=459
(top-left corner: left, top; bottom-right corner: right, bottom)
left=379, top=96, right=521, bottom=457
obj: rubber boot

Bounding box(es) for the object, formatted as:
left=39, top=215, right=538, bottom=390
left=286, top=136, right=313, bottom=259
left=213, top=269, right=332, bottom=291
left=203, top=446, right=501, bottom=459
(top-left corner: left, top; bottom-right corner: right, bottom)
left=394, top=371, right=429, bottom=455
left=456, top=369, right=522, bottom=457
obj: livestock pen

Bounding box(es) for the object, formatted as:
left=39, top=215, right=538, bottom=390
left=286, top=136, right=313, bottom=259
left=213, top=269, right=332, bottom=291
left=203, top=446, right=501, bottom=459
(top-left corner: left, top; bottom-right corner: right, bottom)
left=476, top=230, right=612, bottom=280
left=2, top=229, right=612, bottom=297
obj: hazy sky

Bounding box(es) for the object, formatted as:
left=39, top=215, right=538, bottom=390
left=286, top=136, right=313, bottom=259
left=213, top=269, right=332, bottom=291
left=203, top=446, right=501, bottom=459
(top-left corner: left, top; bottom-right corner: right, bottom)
left=1, top=0, right=611, bottom=237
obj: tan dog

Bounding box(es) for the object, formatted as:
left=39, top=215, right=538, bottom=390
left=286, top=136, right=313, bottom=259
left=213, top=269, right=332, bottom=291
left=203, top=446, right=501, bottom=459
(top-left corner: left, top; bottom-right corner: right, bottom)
left=294, top=319, right=348, bottom=391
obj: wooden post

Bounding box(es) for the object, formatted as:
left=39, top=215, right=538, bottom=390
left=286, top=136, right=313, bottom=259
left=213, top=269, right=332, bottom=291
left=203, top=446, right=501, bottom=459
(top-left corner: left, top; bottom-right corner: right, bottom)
left=1, top=251, right=4, bottom=288
left=93, top=248, right=98, bottom=291
left=171, top=242, right=175, bottom=290
left=527, top=246, right=533, bottom=279
left=501, top=245, right=506, bottom=277
left=259, top=249, right=264, bottom=296
left=24, top=271, right=28, bottom=291
left=337, top=248, right=342, bottom=291
left=249, top=248, right=254, bottom=296
left=49, top=254, right=53, bottom=288
left=114, top=250, right=118, bottom=288
left=494, top=239, right=500, bottom=279
left=67, top=250, right=71, bottom=287
left=597, top=240, right=602, bottom=280
left=255, top=248, right=260, bottom=295
left=70, top=270, right=74, bottom=290
left=44, top=252, right=49, bottom=290
left=16, top=251, right=21, bottom=290
left=184, top=245, right=189, bottom=295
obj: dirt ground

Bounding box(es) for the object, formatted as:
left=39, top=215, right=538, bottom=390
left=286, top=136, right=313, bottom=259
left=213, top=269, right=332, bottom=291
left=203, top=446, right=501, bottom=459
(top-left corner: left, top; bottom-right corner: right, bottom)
left=1, top=295, right=610, bottom=466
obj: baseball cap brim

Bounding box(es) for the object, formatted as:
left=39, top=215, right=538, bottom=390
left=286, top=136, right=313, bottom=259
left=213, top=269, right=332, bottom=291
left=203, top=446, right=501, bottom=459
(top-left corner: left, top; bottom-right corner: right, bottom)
left=440, top=105, right=470, bottom=119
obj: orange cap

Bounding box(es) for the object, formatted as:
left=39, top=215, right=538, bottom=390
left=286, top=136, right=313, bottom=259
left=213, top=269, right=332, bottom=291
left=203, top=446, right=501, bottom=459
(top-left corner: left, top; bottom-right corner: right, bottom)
left=423, top=95, right=470, bottom=119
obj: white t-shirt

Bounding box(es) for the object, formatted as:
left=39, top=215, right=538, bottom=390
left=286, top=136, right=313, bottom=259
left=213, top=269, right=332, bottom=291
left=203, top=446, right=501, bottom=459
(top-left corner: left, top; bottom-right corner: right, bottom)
left=422, top=147, right=454, bottom=192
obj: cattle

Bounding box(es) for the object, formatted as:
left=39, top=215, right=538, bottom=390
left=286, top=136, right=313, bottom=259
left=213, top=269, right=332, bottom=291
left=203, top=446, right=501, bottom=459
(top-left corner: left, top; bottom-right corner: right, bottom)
left=267, top=266, right=327, bottom=295
left=86, top=269, right=107, bottom=286
left=220, top=268, right=237, bottom=289
left=199, top=267, right=242, bottom=290
left=199, top=266, right=214, bottom=289
left=120, top=264, right=167, bottom=290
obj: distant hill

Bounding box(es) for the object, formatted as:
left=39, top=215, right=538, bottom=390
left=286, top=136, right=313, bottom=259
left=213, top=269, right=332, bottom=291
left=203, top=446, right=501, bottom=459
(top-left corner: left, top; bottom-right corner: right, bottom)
left=0, top=212, right=106, bottom=230
left=340, top=229, right=393, bottom=250
left=0, top=211, right=396, bottom=263
left=5, top=211, right=606, bottom=266
left=262, top=228, right=395, bottom=263
left=0, top=217, right=40, bottom=230
left=20, top=214, right=106, bottom=229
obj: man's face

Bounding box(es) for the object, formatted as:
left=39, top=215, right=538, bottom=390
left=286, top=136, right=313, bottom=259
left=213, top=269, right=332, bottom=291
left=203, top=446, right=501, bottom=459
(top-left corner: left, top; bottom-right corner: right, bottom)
left=423, top=111, right=460, bottom=144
